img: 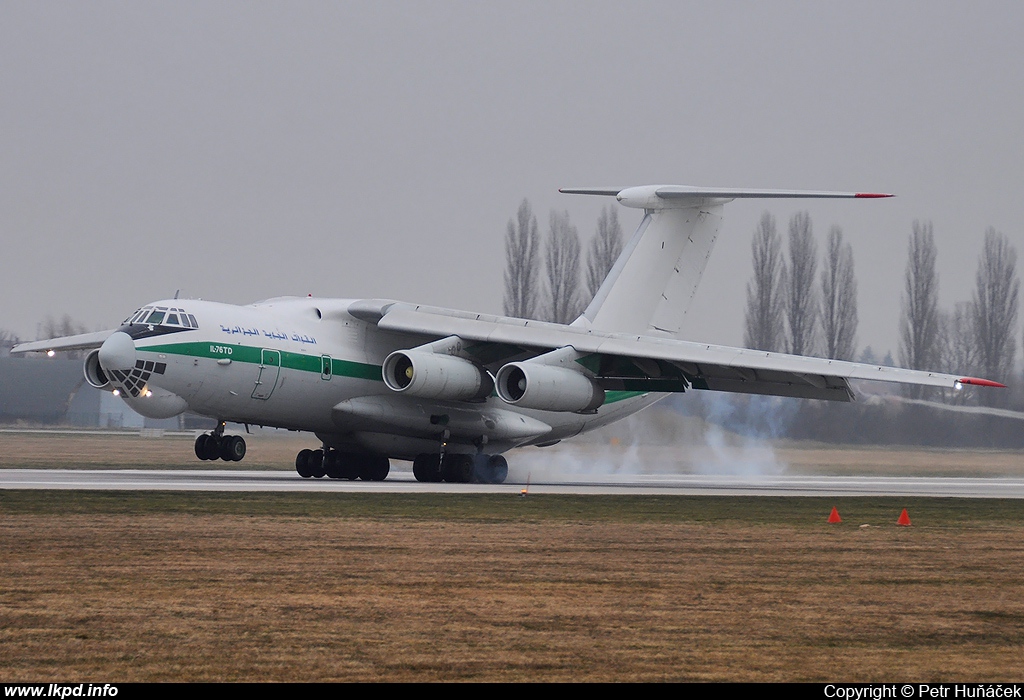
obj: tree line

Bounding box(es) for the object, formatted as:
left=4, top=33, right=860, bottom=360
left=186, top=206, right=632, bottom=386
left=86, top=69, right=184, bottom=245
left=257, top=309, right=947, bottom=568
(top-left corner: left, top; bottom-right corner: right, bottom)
left=743, top=211, right=1020, bottom=407
left=503, top=199, right=624, bottom=324
left=744, top=212, right=862, bottom=362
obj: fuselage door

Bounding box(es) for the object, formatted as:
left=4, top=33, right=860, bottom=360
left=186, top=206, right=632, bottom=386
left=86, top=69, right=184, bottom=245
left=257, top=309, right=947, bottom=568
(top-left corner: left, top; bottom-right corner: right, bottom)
left=252, top=349, right=282, bottom=400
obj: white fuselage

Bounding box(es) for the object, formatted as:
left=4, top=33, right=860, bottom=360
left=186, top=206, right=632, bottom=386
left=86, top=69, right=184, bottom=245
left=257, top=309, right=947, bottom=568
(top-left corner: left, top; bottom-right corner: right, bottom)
left=118, top=296, right=657, bottom=460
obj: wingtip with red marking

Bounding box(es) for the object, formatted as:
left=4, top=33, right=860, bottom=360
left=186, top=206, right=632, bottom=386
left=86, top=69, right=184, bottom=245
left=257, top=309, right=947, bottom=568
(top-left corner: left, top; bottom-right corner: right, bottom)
left=958, top=377, right=1007, bottom=388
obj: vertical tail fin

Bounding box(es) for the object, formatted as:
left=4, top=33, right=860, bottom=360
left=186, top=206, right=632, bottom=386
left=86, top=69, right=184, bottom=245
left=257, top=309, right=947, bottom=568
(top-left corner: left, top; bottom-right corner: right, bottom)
left=561, top=185, right=890, bottom=337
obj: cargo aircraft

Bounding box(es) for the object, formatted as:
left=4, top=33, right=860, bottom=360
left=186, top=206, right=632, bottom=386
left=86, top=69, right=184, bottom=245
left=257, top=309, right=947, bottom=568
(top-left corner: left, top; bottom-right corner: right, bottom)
left=11, top=185, right=1004, bottom=483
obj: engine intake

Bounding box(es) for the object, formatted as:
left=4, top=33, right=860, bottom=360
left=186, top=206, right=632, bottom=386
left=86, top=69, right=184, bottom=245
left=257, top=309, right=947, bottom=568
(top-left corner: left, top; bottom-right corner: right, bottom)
left=83, top=349, right=110, bottom=390
left=382, top=350, right=493, bottom=401
left=495, top=362, right=605, bottom=412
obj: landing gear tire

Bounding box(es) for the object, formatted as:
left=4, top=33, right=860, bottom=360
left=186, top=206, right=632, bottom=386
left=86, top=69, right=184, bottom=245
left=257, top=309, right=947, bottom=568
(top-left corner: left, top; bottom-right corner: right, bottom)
left=323, top=450, right=340, bottom=479
left=413, top=454, right=442, bottom=483
left=472, top=454, right=508, bottom=484
left=296, top=448, right=313, bottom=478
left=202, top=435, right=221, bottom=461
left=308, top=449, right=326, bottom=478
left=443, top=454, right=474, bottom=484
left=358, top=455, right=390, bottom=482
left=324, top=451, right=358, bottom=480
left=195, top=434, right=210, bottom=460
left=220, top=435, right=246, bottom=462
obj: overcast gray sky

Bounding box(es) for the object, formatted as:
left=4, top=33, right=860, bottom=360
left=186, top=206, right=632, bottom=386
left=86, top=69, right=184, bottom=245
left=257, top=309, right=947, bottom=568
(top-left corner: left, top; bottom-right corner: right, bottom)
left=3, top=1, right=1022, bottom=362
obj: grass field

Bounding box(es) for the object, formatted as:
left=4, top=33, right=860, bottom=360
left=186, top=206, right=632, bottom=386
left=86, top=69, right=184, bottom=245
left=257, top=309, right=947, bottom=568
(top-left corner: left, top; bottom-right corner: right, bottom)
left=2, top=490, right=1024, bottom=682
left=2, top=431, right=1023, bottom=681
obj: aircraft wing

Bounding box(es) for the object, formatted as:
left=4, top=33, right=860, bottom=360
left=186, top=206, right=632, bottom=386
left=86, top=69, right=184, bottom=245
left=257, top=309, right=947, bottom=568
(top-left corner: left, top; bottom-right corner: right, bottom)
left=10, top=330, right=116, bottom=355
left=366, top=302, right=1003, bottom=401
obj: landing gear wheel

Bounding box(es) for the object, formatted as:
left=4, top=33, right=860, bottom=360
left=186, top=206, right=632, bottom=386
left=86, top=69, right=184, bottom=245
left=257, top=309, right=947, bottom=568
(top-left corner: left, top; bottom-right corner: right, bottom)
left=413, top=454, right=442, bottom=483
left=195, top=434, right=210, bottom=461
left=487, top=455, right=508, bottom=484
left=443, top=455, right=474, bottom=483
left=296, top=449, right=313, bottom=478
left=358, top=455, right=390, bottom=482
left=308, top=449, right=326, bottom=478
left=324, top=450, right=343, bottom=479
left=471, top=454, right=508, bottom=484
left=220, top=435, right=246, bottom=462
left=202, top=434, right=221, bottom=461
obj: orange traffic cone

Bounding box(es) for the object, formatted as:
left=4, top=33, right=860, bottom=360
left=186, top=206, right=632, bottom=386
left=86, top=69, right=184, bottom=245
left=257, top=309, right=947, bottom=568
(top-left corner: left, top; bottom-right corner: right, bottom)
left=827, top=507, right=842, bottom=524
left=897, top=508, right=911, bottom=526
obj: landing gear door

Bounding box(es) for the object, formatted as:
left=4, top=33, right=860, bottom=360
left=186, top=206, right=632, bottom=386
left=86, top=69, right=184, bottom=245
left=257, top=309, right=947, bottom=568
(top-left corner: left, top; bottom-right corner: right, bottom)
left=252, top=349, right=282, bottom=400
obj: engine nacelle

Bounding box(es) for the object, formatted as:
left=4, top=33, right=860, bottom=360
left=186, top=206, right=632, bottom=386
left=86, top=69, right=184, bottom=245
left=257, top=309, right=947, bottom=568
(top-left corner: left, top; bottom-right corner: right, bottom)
left=119, top=385, right=189, bottom=419
left=382, top=350, right=493, bottom=401
left=83, top=349, right=110, bottom=390
left=495, top=363, right=605, bottom=412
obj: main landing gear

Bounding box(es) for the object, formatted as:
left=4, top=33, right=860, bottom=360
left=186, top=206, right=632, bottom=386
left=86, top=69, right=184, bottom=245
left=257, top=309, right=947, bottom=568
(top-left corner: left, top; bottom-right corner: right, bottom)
left=412, top=453, right=508, bottom=484
left=295, top=448, right=390, bottom=481
left=194, top=421, right=246, bottom=462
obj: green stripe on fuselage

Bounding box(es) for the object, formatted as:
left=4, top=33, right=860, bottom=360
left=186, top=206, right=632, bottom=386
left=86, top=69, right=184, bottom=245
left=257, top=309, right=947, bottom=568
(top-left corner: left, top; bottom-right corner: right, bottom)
left=141, top=341, right=383, bottom=381
left=140, top=341, right=645, bottom=403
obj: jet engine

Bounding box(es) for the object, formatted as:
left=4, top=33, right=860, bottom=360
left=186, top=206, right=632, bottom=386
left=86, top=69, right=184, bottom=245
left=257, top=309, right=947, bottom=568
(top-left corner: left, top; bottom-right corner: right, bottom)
left=382, top=350, right=493, bottom=401
left=495, top=362, right=605, bottom=412
left=83, top=349, right=111, bottom=390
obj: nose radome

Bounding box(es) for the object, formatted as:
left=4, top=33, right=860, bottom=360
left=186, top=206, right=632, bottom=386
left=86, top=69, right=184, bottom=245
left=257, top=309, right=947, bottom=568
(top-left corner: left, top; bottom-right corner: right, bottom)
left=98, top=331, right=137, bottom=372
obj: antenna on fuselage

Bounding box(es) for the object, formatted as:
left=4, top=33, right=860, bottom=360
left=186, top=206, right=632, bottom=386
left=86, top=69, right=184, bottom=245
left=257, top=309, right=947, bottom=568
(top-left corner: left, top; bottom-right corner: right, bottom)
left=173, top=289, right=180, bottom=299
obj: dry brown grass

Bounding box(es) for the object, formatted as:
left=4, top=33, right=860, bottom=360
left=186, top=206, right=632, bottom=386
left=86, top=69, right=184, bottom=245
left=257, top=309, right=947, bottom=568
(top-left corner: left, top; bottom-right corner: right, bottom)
left=3, top=510, right=1024, bottom=681
left=0, top=431, right=305, bottom=470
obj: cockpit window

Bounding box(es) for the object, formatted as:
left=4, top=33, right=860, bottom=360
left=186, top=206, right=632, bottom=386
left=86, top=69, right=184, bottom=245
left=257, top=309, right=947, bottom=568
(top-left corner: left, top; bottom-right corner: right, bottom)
left=123, top=306, right=198, bottom=329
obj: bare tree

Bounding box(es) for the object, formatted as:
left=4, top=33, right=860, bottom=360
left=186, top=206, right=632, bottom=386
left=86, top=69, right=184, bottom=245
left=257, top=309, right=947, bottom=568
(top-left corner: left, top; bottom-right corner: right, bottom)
left=35, top=315, right=90, bottom=358
left=820, top=225, right=858, bottom=360
left=899, top=221, right=940, bottom=397
left=503, top=199, right=541, bottom=319
left=41, top=314, right=88, bottom=339
left=785, top=211, right=818, bottom=355
left=938, top=302, right=979, bottom=404
left=743, top=212, right=787, bottom=352
left=0, top=328, right=20, bottom=350
left=584, top=205, right=624, bottom=305
left=544, top=210, right=583, bottom=324
left=972, top=227, right=1019, bottom=400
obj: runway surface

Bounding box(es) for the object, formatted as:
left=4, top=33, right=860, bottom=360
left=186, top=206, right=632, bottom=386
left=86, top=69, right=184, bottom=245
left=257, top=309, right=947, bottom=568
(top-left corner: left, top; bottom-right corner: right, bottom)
left=3, top=468, right=1024, bottom=497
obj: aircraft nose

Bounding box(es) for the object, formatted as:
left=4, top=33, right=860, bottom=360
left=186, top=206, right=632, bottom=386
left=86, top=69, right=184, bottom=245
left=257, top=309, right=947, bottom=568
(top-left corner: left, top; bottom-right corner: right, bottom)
left=98, top=331, right=137, bottom=372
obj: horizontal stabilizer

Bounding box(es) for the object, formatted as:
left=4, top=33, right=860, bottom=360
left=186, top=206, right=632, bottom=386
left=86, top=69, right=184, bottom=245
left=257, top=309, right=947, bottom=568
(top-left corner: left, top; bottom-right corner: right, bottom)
left=561, top=185, right=892, bottom=209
